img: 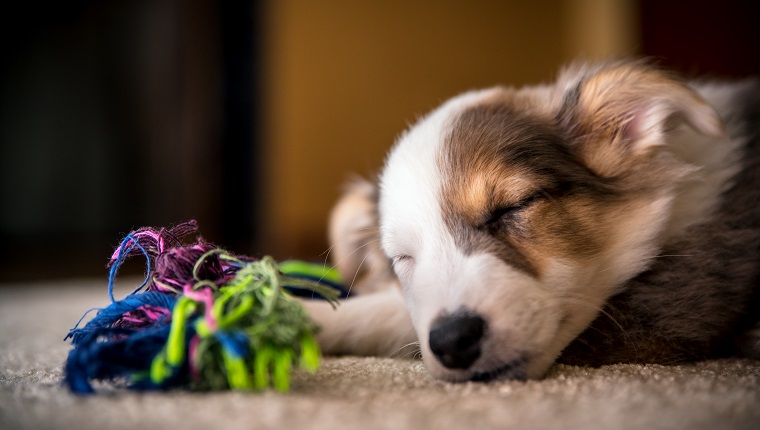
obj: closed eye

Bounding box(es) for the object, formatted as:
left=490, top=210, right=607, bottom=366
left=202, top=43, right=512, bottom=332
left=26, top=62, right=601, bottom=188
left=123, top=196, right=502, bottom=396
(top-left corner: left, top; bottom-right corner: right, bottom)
left=390, top=254, right=414, bottom=278
left=483, top=193, right=542, bottom=230
left=391, top=254, right=413, bottom=265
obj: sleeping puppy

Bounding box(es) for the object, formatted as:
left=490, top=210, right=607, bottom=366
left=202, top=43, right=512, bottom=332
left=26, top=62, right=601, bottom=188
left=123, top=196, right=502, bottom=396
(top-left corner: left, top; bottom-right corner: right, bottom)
left=302, top=59, right=760, bottom=382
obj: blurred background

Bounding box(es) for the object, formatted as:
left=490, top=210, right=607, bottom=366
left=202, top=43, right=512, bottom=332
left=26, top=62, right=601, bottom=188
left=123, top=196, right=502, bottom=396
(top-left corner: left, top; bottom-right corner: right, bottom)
left=1, top=0, right=758, bottom=282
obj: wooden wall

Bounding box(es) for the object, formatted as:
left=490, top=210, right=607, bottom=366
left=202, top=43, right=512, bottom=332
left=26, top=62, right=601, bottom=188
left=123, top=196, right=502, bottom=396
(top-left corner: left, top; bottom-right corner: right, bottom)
left=0, top=0, right=643, bottom=280
left=258, top=0, right=640, bottom=259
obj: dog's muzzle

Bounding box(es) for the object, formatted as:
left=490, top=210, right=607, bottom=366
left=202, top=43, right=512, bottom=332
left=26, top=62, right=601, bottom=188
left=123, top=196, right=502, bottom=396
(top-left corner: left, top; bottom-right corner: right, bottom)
left=428, top=311, right=486, bottom=369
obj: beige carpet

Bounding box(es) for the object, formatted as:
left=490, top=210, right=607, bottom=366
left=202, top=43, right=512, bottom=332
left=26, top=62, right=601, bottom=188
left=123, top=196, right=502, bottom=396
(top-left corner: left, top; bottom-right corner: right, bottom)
left=1, top=280, right=759, bottom=430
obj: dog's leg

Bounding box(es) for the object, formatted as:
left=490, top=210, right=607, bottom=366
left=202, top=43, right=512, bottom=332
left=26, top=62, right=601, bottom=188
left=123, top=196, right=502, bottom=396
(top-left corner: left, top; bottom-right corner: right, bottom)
left=303, top=177, right=418, bottom=357
left=301, top=286, right=418, bottom=357
left=328, top=177, right=396, bottom=295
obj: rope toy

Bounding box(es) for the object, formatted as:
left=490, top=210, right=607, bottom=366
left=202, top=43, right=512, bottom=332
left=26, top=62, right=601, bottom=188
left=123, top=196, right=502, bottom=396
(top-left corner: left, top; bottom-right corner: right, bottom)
left=64, top=220, right=343, bottom=394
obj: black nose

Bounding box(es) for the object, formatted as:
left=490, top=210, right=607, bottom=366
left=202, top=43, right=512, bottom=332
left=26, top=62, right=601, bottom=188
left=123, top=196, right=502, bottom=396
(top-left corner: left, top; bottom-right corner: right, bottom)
left=428, top=313, right=486, bottom=369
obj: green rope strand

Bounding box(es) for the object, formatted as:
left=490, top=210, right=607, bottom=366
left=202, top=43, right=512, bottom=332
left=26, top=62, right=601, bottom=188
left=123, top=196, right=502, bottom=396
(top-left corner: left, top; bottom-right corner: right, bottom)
left=148, top=253, right=340, bottom=392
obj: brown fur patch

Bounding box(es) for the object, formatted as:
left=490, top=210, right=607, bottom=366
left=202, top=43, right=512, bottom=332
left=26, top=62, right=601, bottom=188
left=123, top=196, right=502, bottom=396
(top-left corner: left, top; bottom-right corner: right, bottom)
left=556, top=60, right=724, bottom=178
left=559, top=80, right=760, bottom=366
left=439, top=101, right=619, bottom=278
left=328, top=177, right=395, bottom=295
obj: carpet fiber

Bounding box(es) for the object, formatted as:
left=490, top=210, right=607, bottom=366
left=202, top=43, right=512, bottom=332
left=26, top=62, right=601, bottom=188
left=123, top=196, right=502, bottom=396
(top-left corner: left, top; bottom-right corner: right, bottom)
left=2, top=280, right=759, bottom=430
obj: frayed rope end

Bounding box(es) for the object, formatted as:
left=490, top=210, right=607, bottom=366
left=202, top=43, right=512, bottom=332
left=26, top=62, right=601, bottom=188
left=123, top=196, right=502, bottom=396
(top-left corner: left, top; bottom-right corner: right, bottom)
left=64, top=221, right=343, bottom=394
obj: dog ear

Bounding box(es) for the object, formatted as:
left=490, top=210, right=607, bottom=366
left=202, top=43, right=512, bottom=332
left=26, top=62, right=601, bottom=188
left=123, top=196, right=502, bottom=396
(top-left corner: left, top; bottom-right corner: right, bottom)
left=558, top=60, right=725, bottom=177
left=328, top=177, right=396, bottom=294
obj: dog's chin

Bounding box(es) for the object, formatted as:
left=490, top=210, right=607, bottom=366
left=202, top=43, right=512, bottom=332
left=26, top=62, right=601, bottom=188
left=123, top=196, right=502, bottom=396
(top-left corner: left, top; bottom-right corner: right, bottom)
left=422, top=331, right=568, bottom=382
left=423, top=351, right=541, bottom=382
left=470, top=356, right=530, bottom=382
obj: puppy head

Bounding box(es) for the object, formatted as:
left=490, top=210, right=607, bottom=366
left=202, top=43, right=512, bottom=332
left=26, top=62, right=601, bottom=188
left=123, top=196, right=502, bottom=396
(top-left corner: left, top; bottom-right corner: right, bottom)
left=377, top=60, right=723, bottom=381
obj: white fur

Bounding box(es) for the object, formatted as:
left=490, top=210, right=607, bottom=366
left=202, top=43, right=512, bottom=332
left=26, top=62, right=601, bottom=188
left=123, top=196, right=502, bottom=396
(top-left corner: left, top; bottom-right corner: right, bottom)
left=302, top=286, right=416, bottom=356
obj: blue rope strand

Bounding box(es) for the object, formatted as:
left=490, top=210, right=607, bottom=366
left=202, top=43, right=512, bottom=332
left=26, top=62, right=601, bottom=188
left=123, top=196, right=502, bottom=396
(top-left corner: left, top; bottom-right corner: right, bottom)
left=66, top=292, right=177, bottom=345
left=215, top=331, right=251, bottom=359
left=65, top=307, right=104, bottom=338
left=65, top=324, right=184, bottom=393
left=107, top=233, right=152, bottom=303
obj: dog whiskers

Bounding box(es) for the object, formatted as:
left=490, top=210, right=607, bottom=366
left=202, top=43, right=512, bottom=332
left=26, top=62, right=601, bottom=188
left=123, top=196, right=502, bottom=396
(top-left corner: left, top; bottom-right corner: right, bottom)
left=559, top=293, right=638, bottom=356
left=390, top=341, right=422, bottom=359
left=345, top=248, right=375, bottom=297
left=316, top=238, right=382, bottom=289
